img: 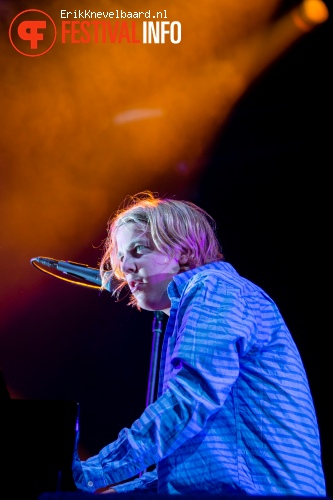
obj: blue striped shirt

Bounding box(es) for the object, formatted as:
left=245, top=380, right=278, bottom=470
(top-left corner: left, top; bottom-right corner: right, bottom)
left=73, top=261, right=326, bottom=495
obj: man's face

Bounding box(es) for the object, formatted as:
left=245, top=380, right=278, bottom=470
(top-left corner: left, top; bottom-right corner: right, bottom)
left=115, top=223, right=181, bottom=315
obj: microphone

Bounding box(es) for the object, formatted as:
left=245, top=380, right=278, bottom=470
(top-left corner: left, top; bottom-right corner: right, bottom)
left=30, top=256, right=114, bottom=292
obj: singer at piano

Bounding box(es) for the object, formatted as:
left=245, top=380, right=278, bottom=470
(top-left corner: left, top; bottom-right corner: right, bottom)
left=73, top=190, right=326, bottom=495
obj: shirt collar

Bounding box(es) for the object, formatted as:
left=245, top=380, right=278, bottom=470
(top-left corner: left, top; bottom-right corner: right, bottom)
left=168, top=260, right=238, bottom=300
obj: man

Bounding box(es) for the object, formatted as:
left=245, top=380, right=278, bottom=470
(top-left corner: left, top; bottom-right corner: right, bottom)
left=73, top=191, right=326, bottom=495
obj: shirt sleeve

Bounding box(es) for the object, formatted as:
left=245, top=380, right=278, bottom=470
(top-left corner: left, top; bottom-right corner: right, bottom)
left=75, top=276, right=256, bottom=492
left=112, top=470, right=158, bottom=493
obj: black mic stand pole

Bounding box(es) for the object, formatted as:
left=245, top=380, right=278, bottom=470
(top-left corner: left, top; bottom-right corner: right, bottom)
left=145, top=311, right=164, bottom=407
left=139, top=310, right=164, bottom=477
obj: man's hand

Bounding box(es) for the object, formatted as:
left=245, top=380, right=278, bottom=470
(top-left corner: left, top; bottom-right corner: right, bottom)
left=95, top=486, right=117, bottom=494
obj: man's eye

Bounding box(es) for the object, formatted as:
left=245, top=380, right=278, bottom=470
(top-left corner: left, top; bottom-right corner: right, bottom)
left=134, top=245, right=146, bottom=253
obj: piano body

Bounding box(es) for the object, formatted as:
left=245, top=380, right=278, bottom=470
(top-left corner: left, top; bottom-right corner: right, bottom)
left=0, top=398, right=79, bottom=498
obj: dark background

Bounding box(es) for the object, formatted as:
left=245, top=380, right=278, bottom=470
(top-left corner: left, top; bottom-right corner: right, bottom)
left=0, top=0, right=332, bottom=496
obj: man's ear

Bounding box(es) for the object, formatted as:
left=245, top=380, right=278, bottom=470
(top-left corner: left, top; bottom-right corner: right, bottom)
left=179, top=254, right=189, bottom=265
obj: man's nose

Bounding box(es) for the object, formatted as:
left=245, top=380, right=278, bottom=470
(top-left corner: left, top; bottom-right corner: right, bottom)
left=121, top=254, right=136, bottom=273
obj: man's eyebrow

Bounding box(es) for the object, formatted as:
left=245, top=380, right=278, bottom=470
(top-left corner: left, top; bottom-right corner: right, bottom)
left=117, top=238, right=149, bottom=258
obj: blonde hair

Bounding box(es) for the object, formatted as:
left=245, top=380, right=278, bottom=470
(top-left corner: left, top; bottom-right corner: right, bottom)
left=100, top=191, right=223, bottom=305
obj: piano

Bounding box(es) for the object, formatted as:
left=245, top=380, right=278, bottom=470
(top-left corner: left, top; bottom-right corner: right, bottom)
left=0, top=370, right=79, bottom=498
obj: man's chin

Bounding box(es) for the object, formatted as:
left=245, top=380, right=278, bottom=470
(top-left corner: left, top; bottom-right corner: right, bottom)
left=136, top=298, right=160, bottom=312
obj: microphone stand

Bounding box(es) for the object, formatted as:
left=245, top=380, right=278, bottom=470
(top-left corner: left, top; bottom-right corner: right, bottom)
left=30, top=256, right=165, bottom=405
left=30, top=257, right=166, bottom=471
left=138, top=310, right=164, bottom=478
left=145, top=311, right=164, bottom=407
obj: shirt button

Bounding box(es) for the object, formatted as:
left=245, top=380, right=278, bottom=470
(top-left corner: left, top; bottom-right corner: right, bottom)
left=88, top=481, right=94, bottom=487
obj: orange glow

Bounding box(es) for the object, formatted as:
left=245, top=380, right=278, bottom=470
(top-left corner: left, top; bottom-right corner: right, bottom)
left=0, top=0, right=329, bottom=331
left=297, top=0, right=329, bottom=29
